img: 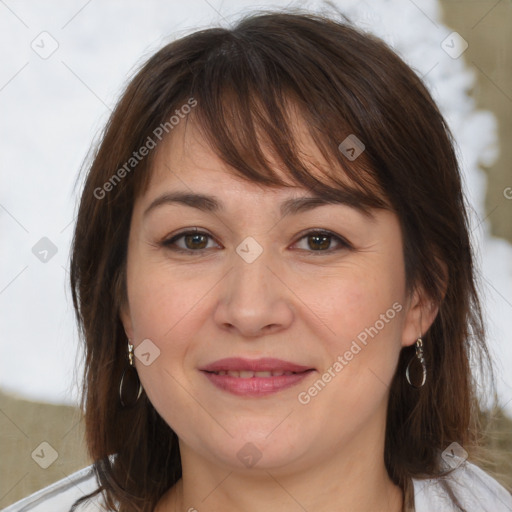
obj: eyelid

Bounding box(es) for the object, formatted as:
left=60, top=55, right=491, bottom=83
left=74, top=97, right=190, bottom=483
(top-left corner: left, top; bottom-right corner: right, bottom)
left=161, top=228, right=352, bottom=254
left=291, top=228, right=353, bottom=253
left=161, top=228, right=221, bottom=252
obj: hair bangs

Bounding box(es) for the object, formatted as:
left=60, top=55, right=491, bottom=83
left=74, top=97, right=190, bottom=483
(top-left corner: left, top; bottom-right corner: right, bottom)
left=129, top=28, right=392, bottom=216
left=186, top=45, right=390, bottom=214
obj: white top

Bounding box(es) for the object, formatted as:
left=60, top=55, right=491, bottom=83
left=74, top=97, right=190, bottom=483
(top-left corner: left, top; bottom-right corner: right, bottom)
left=2, top=460, right=511, bottom=511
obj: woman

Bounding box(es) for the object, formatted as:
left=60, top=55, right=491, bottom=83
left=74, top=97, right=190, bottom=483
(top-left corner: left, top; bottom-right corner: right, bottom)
left=5, top=10, right=511, bottom=512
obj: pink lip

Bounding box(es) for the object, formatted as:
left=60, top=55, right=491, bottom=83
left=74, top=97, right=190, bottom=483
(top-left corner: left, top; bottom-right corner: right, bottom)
left=199, top=357, right=313, bottom=373
left=199, top=357, right=315, bottom=397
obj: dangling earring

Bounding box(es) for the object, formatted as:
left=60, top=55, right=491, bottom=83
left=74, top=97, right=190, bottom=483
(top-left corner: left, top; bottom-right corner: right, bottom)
left=119, top=339, right=143, bottom=407
left=405, top=336, right=427, bottom=388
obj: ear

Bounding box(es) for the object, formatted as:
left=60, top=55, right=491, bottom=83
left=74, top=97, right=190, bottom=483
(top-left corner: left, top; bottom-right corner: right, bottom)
left=119, top=298, right=134, bottom=341
left=116, top=266, right=134, bottom=341
left=401, top=256, right=448, bottom=347
left=401, top=286, right=439, bottom=348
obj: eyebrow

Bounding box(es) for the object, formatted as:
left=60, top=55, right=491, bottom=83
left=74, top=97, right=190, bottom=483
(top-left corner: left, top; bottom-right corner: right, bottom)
left=143, top=191, right=375, bottom=220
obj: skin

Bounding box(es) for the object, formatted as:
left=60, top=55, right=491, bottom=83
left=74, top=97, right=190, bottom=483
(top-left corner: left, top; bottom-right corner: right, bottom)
left=120, top=118, right=438, bottom=512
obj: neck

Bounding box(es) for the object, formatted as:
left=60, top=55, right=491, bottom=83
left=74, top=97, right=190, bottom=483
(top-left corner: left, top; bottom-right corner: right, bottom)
left=165, top=462, right=403, bottom=512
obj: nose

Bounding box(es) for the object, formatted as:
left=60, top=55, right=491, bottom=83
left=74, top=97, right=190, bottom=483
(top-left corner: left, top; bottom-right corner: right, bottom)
left=212, top=242, right=294, bottom=338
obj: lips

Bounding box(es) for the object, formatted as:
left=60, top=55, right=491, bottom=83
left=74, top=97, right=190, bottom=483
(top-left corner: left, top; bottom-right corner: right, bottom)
left=199, top=357, right=315, bottom=397
left=200, top=357, right=313, bottom=374
left=210, top=370, right=296, bottom=377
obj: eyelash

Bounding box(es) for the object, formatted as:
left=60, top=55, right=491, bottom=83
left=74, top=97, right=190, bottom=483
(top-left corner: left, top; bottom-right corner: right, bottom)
left=160, top=228, right=352, bottom=255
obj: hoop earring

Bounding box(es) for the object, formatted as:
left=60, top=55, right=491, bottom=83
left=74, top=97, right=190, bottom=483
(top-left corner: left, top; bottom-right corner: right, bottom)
left=119, top=340, right=143, bottom=407
left=405, top=336, right=427, bottom=388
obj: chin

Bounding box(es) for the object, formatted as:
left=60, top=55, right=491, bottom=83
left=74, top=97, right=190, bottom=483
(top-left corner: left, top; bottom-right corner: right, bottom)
left=206, top=427, right=309, bottom=471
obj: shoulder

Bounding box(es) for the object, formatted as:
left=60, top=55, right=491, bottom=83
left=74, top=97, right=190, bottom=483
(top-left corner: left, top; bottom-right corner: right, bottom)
left=1, top=465, right=103, bottom=512
left=413, top=459, right=512, bottom=512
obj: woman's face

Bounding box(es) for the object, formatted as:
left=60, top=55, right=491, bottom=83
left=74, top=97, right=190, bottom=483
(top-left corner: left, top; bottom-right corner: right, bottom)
left=120, top=119, right=430, bottom=476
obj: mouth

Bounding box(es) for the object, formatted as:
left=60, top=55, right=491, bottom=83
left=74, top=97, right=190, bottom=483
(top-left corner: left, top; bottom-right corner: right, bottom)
left=199, top=358, right=315, bottom=397
left=204, top=369, right=308, bottom=377
left=199, top=357, right=314, bottom=374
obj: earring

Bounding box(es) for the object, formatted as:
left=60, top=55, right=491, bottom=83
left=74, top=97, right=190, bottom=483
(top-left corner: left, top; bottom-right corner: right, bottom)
left=405, top=336, right=427, bottom=388
left=119, top=339, right=143, bottom=407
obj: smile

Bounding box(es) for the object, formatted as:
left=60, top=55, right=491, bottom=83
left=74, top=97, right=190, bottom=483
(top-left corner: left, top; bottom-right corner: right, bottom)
left=201, top=369, right=315, bottom=397
left=209, top=370, right=298, bottom=377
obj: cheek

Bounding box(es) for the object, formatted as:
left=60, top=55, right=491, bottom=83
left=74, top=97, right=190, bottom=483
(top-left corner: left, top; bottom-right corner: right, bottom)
left=304, top=266, right=406, bottom=404
left=123, top=266, right=205, bottom=418
left=310, top=265, right=404, bottom=347
left=295, top=273, right=405, bottom=423
left=127, top=257, right=212, bottom=342
left=126, top=265, right=206, bottom=426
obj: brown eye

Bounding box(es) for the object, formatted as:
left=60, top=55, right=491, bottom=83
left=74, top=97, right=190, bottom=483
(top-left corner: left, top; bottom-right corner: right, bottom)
left=162, top=230, right=218, bottom=252
left=161, top=229, right=351, bottom=255
left=307, top=233, right=331, bottom=251
left=182, top=233, right=209, bottom=250
left=293, top=230, right=351, bottom=253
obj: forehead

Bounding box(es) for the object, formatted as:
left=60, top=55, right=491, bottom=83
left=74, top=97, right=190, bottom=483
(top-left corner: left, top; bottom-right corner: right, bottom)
left=135, top=122, right=384, bottom=229
left=142, top=110, right=351, bottom=201
left=136, top=136, right=317, bottom=228
left=132, top=96, right=390, bottom=219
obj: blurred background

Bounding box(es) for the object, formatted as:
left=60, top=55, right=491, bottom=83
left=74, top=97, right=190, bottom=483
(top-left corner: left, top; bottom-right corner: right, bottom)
left=1, top=0, right=511, bottom=507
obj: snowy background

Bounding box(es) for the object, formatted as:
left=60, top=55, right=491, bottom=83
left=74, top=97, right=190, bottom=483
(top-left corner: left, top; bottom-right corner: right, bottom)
left=1, top=0, right=511, bottom=415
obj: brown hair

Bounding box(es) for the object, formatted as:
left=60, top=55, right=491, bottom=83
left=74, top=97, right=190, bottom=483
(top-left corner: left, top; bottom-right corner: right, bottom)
left=69, top=9, right=494, bottom=512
